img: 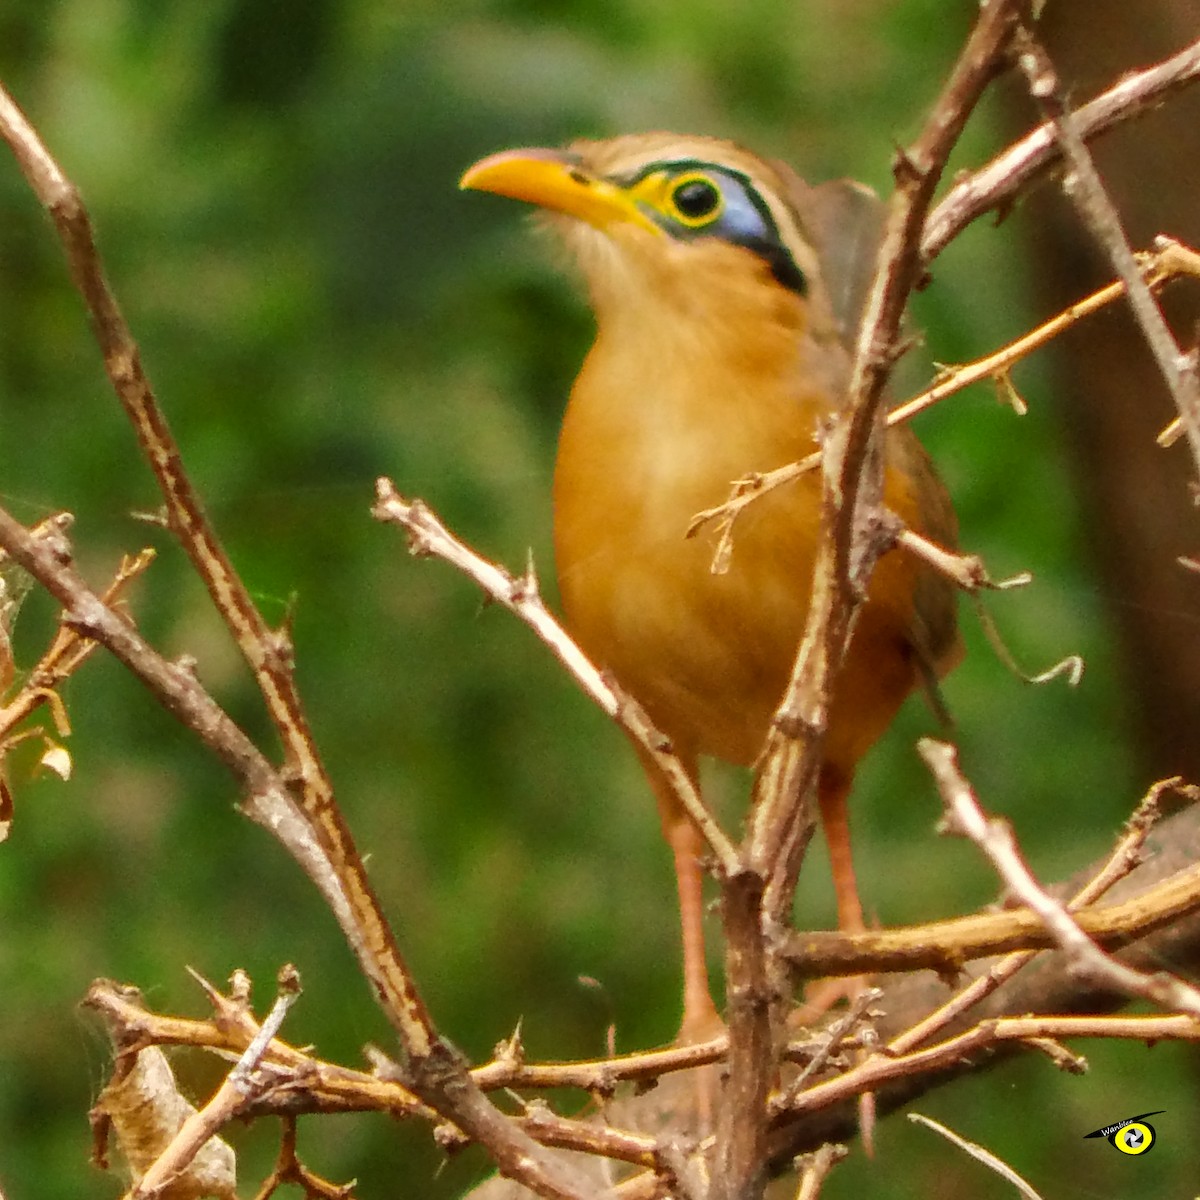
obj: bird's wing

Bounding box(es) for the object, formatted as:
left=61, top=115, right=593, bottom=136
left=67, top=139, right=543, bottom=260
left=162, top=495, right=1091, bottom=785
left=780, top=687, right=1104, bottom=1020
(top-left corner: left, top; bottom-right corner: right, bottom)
left=779, top=163, right=964, bottom=710
left=772, top=165, right=886, bottom=350
left=889, top=429, right=966, bottom=717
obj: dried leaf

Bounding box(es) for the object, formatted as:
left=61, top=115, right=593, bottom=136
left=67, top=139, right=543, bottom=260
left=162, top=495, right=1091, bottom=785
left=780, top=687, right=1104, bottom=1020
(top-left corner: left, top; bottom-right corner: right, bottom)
left=93, top=1046, right=236, bottom=1199
left=39, top=743, right=72, bottom=781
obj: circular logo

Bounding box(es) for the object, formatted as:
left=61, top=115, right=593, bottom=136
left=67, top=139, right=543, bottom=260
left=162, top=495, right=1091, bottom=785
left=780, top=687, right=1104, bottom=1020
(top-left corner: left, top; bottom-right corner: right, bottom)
left=1111, top=1122, right=1156, bottom=1155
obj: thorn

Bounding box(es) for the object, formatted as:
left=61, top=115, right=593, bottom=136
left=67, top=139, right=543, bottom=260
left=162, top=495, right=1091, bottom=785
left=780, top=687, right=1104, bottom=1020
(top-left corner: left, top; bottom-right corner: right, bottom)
left=993, top=370, right=1028, bottom=415
left=494, top=1018, right=525, bottom=1067
left=228, top=968, right=253, bottom=1005
left=128, top=506, right=170, bottom=528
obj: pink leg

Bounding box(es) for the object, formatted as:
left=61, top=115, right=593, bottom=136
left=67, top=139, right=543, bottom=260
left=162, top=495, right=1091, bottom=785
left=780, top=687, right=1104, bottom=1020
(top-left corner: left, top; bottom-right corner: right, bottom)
left=818, top=770, right=865, bottom=936
left=665, top=812, right=721, bottom=1042
left=636, top=745, right=721, bottom=1042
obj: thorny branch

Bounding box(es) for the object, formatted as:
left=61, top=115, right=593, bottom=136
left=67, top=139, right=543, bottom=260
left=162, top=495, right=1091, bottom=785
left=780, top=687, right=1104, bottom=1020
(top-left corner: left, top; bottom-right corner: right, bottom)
left=921, top=33, right=1200, bottom=261
left=687, top=236, right=1200, bottom=572
left=1013, top=31, right=1200, bottom=478
left=117, top=970, right=302, bottom=1200
left=0, top=511, right=603, bottom=1194
left=782, top=827, right=1200, bottom=977
left=83, top=906, right=1200, bottom=1187
left=253, top=1117, right=358, bottom=1200
left=880, top=773, right=1193, bottom=1063
left=712, top=4, right=1039, bottom=1198
left=0, top=80, right=597, bottom=1200
left=372, top=482, right=739, bottom=875
left=921, top=739, right=1200, bottom=1018
left=0, top=519, right=155, bottom=831
left=744, top=0, right=1037, bottom=899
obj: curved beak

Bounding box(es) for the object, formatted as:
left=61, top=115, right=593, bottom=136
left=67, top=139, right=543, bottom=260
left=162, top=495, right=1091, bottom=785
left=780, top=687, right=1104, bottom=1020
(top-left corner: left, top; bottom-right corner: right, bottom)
left=459, top=148, right=660, bottom=235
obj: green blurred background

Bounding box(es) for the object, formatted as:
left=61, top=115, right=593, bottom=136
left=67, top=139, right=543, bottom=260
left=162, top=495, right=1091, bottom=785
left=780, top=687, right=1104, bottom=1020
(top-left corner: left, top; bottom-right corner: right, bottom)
left=0, top=1, right=1196, bottom=1196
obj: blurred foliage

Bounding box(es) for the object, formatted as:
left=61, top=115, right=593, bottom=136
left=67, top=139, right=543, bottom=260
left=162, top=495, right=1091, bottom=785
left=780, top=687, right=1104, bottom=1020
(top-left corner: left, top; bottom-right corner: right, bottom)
left=0, top=1, right=1186, bottom=1197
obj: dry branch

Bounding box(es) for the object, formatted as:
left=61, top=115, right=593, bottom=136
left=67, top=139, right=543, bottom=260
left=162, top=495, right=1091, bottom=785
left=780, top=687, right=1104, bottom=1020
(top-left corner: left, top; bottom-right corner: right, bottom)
left=0, top=79, right=598, bottom=1200
left=713, top=6, right=1037, bottom=1197
left=688, top=236, right=1200, bottom=569
left=1013, top=31, right=1200, bottom=476
left=921, top=739, right=1200, bottom=1017
left=782, top=852, right=1200, bottom=977
left=907, top=1114, right=1043, bottom=1200
left=372, top=481, right=738, bottom=874
left=922, top=33, right=1200, bottom=261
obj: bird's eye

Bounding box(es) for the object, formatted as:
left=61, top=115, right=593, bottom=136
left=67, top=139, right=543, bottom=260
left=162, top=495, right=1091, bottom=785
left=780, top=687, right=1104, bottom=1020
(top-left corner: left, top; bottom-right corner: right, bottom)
left=669, top=175, right=723, bottom=226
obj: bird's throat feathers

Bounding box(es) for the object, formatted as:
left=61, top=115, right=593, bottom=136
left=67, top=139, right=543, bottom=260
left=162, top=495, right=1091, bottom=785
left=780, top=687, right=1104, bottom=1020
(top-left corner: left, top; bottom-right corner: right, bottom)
left=560, top=221, right=848, bottom=462
left=558, top=215, right=809, bottom=349
left=564, top=286, right=839, bottom=523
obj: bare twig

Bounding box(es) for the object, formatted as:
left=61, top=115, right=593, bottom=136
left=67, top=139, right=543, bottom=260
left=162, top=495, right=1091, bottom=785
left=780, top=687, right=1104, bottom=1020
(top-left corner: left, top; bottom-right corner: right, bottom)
left=86, top=976, right=440, bottom=1126
left=793, top=1143, right=847, bottom=1200
left=519, top=1105, right=658, bottom=1171
left=688, top=235, right=1200, bottom=562
left=0, top=84, right=428, bottom=1046
left=891, top=527, right=1018, bottom=593
left=252, top=1117, right=357, bottom=1200
left=908, top=1113, right=1044, bottom=1200
left=0, top=81, right=334, bottom=795
left=987, top=1012, right=1200, bottom=1042
left=771, top=990, right=881, bottom=1113
left=81, top=794, right=1200, bottom=1182
left=922, top=34, right=1200, bottom=261
left=0, top=511, right=592, bottom=1200
left=887, top=281, right=1125, bottom=428
left=373, top=481, right=738, bottom=874
left=0, top=76, right=440, bottom=1067
left=123, top=973, right=301, bottom=1200
left=885, top=775, right=1185, bottom=1058
left=0, top=522, right=152, bottom=737
left=920, top=739, right=1200, bottom=1018
left=1151, top=237, right=1200, bottom=444
left=475, top=1034, right=731, bottom=1092
left=1014, top=31, right=1200, bottom=473
left=747, top=0, right=1037, bottom=908
left=228, top=967, right=302, bottom=1089
left=0, top=81, right=607, bottom=1200
left=781, top=835, right=1200, bottom=977
left=771, top=1005, right=1200, bottom=1134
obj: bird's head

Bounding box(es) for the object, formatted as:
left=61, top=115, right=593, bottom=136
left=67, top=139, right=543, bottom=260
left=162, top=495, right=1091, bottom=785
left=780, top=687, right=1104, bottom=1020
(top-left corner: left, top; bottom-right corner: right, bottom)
left=460, top=133, right=882, bottom=357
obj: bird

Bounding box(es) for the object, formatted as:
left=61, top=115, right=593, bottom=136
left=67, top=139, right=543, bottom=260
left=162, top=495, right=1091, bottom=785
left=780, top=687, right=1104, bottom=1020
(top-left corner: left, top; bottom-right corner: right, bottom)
left=460, top=133, right=962, bottom=1041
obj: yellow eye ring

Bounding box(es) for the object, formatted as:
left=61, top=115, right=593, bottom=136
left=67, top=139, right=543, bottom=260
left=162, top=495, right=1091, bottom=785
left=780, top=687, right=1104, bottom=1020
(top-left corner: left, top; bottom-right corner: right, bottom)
left=667, top=173, right=723, bottom=227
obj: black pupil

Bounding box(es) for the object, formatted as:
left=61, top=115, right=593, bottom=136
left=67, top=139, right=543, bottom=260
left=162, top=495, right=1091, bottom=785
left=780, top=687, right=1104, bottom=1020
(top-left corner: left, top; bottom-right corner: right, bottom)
left=673, top=178, right=719, bottom=219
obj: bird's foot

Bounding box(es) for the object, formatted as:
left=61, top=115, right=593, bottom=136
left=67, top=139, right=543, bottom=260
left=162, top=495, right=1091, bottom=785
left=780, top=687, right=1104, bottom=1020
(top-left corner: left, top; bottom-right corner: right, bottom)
left=675, top=994, right=725, bottom=1047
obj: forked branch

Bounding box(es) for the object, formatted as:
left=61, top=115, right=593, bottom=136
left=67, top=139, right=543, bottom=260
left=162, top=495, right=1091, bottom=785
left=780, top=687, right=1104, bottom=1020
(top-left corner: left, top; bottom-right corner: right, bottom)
left=0, top=80, right=598, bottom=1200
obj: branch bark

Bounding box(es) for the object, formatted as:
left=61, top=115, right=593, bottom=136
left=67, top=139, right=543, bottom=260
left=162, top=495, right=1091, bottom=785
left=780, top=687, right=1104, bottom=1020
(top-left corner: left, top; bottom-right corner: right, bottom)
left=0, top=80, right=598, bottom=1200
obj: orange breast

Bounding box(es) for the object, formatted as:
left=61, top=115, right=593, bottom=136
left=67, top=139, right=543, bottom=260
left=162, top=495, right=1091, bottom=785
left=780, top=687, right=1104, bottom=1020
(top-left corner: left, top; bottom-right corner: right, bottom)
left=552, top=327, right=953, bottom=778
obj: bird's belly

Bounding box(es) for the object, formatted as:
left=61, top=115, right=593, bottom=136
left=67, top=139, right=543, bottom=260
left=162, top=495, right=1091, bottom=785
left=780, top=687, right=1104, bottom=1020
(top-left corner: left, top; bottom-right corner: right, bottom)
left=557, top=479, right=801, bottom=764
left=555, top=477, right=922, bottom=772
